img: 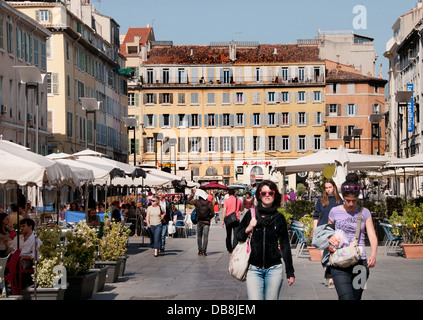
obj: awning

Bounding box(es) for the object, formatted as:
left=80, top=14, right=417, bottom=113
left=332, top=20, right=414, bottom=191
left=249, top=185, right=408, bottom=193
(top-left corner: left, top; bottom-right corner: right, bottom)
left=115, top=68, right=134, bottom=76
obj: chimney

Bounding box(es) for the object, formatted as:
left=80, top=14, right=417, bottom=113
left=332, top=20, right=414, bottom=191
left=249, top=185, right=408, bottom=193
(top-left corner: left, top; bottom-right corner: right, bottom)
left=273, top=48, right=278, bottom=55
left=140, top=44, right=148, bottom=62
left=229, top=41, right=237, bottom=61
left=84, top=0, right=90, bottom=4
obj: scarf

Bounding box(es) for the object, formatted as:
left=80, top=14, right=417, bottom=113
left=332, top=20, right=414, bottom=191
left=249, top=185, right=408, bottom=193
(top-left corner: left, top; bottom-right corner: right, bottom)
left=256, top=203, right=279, bottom=228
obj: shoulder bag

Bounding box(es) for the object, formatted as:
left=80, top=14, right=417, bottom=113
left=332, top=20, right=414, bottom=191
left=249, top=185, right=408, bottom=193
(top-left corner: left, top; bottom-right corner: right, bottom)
left=228, top=209, right=255, bottom=282
left=329, top=208, right=363, bottom=268
left=224, top=198, right=240, bottom=228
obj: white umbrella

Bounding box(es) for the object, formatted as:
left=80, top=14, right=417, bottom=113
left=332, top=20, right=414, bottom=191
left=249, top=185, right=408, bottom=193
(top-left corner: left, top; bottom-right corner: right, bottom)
left=385, top=153, right=423, bottom=168
left=0, top=140, right=77, bottom=188
left=332, top=146, right=350, bottom=187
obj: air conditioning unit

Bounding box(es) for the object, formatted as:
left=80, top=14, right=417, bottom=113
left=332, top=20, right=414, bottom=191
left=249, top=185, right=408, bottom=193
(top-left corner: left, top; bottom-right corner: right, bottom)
left=0, top=105, right=7, bottom=115
left=236, top=166, right=244, bottom=174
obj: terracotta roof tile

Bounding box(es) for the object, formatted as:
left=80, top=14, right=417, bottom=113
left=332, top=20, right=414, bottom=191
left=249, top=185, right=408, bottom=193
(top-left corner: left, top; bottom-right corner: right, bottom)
left=144, top=44, right=321, bottom=65
left=326, top=68, right=387, bottom=83
left=120, top=27, right=154, bottom=55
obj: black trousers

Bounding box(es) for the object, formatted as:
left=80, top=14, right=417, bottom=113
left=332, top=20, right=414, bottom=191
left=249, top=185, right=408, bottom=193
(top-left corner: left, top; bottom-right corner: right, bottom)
left=225, top=223, right=239, bottom=253
left=330, top=260, right=369, bottom=300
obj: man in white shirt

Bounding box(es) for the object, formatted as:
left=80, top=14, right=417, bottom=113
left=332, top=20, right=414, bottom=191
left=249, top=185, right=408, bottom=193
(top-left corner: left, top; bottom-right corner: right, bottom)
left=10, top=218, right=42, bottom=267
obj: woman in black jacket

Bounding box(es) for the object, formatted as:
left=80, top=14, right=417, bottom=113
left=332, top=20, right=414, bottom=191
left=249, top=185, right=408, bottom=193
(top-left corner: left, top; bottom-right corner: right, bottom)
left=237, top=180, right=295, bottom=300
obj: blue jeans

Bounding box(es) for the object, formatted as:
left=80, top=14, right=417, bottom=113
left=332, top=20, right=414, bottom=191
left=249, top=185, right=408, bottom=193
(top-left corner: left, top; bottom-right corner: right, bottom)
left=246, top=264, right=283, bottom=300
left=161, top=223, right=168, bottom=250
left=150, top=224, right=162, bottom=250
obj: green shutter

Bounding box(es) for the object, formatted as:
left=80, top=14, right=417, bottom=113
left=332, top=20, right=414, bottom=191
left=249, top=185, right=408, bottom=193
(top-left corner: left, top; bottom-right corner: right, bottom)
left=135, top=139, right=140, bottom=155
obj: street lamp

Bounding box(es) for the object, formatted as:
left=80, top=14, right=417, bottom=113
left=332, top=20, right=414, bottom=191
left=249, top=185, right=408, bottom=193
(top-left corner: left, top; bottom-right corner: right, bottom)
left=369, top=113, right=384, bottom=155
left=153, top=132, right=163, bottom=168
left=168, top=138, right=177, bottom=175
left=13, top=66, right=47, bottom=153
left=123, top=117, right=138, bottom=166
left=80, top=98, right=100, bottom=151
left=352, top=128, right=363, bottom=151
left=396, top=90, right=414, bottom=158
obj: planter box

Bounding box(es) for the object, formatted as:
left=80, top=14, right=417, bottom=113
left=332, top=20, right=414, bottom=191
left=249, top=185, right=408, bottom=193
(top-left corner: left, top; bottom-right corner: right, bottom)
left=64, top=270, right=98, bottom=300
left=307, top=246, right=321, bottom=261
left=94, top=260, right=122, bottom=283
left=401, top=243, right=423, bottom=259
left=89, top=266, right=109, bottom=294
left=24, top=286, right=65, bottom=300
left=119, top=256, right=128, bottom=277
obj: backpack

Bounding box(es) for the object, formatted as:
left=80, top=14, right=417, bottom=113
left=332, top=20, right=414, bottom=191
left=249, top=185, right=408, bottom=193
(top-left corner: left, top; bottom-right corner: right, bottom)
left=196, top=199, right=212, bottom=221
left=191, top=208, right=198, bottom=225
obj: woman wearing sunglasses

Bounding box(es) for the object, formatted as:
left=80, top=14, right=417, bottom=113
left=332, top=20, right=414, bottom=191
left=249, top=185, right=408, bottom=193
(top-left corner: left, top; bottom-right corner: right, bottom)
left=327, top=173, right=378, bottom=300
left=313, top=179, right=343, bottom=288
left=146, top=196, right=165, bottom=257
left=236, top=180, right=295, bottom=300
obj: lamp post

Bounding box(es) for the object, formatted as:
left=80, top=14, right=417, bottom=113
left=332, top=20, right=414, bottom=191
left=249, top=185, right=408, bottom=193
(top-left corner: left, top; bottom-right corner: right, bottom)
left=395, top=90, right=414, bottom=158
left=352, top=128, right=363, bottom=152
left=123, top=117, right=138, bottom=166
left=168, top=138, right=177, bottom=175
left=80, top=98, right=100, bottom=151
left=369, top=114, right=384, bottom=155
left=13, top=66, right=46, bottom=153
left=153, top=132, right=163, bottom=168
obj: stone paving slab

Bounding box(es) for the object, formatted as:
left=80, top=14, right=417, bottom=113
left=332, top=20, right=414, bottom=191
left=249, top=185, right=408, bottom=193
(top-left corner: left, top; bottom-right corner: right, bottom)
left=91, top=220, right=423, bottom=301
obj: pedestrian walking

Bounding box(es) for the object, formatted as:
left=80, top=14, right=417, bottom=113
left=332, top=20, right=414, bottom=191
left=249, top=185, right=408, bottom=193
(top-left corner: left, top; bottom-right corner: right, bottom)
left=157, top=190, right=172, bottom=253
left=243, top=191, right=255, bottom=215
left=313, top=179, right=343, bottom=288
left=237, top=180, right=295, bottom=300
left=222, top=189, right=243, bottom=253
left=328, top=172, right=378, bottom=300
left=146, top=196, right=164, bottom=257
left=187, top=190, right=214, bottom=256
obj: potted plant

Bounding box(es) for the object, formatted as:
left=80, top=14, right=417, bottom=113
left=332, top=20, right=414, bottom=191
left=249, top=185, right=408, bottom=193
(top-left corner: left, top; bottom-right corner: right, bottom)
left=300, top=214, right=321, bottom=261
left=389, top=204, right=423, bottom=258
left=24, top=225, right=66, bottom=300
left=62, top=220, right=98, bottom=299
left=95, top=221, right=130, bottom=283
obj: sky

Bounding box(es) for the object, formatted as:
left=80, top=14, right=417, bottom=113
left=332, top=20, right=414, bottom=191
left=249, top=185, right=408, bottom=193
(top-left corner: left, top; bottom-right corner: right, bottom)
left=97, top=0, right=420, bottom=79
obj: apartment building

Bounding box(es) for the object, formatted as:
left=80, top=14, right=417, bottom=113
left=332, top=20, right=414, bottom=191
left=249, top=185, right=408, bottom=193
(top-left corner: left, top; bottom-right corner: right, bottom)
left=385, top=1, right=423, bottom=158
left=10, top=0, right=130, bottom=161
left=325, top=60, right=387, bottom=155
left=137, top=40, right=326, bottom=185
left=0, top=0, right=51, bottom=153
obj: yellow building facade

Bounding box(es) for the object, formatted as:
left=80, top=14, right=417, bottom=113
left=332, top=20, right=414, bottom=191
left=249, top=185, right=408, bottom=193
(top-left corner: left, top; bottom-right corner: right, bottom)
left=135, top=42, right=326, bottom=186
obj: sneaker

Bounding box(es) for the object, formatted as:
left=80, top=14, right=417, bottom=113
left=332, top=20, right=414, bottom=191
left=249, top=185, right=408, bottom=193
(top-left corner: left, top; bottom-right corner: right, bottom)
left=201, top=251, right=207, bottom=256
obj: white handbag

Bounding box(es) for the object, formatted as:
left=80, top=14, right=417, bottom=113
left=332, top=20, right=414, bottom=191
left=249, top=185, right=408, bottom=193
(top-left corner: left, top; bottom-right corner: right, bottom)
left=228, top=209, right=255, bottom=282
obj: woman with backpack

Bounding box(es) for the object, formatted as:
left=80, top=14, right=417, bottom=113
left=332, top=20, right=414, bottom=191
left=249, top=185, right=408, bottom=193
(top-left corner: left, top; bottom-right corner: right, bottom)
left=237, top=180, right=295, bottom=300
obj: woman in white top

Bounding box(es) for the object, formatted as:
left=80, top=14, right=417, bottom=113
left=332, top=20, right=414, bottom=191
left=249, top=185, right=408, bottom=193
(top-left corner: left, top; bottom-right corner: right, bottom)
left=146, top=196, right=165, bottom=257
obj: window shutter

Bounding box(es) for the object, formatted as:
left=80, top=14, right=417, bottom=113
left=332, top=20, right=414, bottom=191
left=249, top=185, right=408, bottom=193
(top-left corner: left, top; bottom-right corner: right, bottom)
left=52, top=73, right=59, bottom=94
left=355, top=104, right=359, bottom=116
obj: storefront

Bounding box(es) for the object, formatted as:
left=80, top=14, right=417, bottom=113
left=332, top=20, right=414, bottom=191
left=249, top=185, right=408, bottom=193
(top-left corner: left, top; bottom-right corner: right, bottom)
left=234, top=159, right=279, bottom=186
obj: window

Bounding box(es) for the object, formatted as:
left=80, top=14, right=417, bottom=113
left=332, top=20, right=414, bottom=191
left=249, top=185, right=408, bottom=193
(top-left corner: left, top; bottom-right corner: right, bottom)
left=128, top=93, right=135, bottom=106
left=314, top=135, right=322, bottom=150
left=191, top=114, right=199, bottom=127
left=253, top=136, right=261, bottom=152
left=297, top=112, right=306, bottom=125
left=252, top=92, right=261, bottom=104
left=146, top=69, right=153, bottom=83
left=191, top=93, right=199, bottom=105
left=162, top=93, right=170, bottom=104
left=236, top=92, right=244, bottom=103
left=207, top=114, right=216, bottom=127
left=33, top=38, right=39, bottom=66
left=255, top=68, right=260, bottom=82
left=268, top=92, right=275, bottom=103
left=281, top=112, right=289, bottom=126
left=222, top=92, right=230, bottom=104
left=67, top=111, right=72, bottom=138
left=236, top=136, right=245, bottom=152
left=163, top=114, right=170, bottom=127
left=281, top=68, right=288, bottom=81
left=297, top=91, right=306, bottom=102
left=223, top=69, right=230, bottom=83
left=207, top=137, right=216, bottom=152
left=66, top=74, right=71, bottom=98
left=235, top=113, right=244, bottom=126
left=298, top=67, right=305, bottom=81
left=206, top=166, right=218, bottom=175
left=347, top=104, right=356, bottom=116
left=38, top=10, right=51, bottom=22
left=162, top=69, right=169, bottom=83
left=207, top=93, right=215, bottom=104
left=313, top=91, right=321, bottom=102
left=268, top=113, right=275, bottom=126
left=178, top=69, right=185, bottom=83
left=7, top=22, right=13, bottom=54
left=268, top=136, right=276, bottom=151
left=298, top=135, right=306, bottom=151
left=253, top=113, right=260, bottom=126
left=282, top=136, right=289, bottom=151
left=146, top=114, right=154, bottom=127
left=0, top=16, right=4, bottom=51
left=315, top=112, right=322, bottom=125
left=146, top=137, right=154, bottom=153
left=221, top=137, right=231, bottom=153
left=223, top=166, right=231, bottom=175
left=189, top=137, right=201, bottom=152
left=178, top=93, right=185, bottom=104
left=281, top=92, right=289, bottom=102
left=178, top=114, right=188, bottom=127
left=222, top=113, right=230, bottom=126
left=329, top=104, right=338, bottom=116
left=146, top=93, right=155, bottom=104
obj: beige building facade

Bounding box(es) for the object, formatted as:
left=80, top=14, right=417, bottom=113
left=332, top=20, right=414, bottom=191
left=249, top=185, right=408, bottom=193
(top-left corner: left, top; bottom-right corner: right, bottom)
left=0, top=0, right=51, bottom=153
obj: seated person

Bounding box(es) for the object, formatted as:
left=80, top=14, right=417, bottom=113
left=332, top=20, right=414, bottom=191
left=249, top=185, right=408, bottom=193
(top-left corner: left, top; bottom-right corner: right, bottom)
left=171, top=204, right=184, bottom=226
left=86, top=208, right=101, bottom=227
left=106, top=208, right=125, bottom=227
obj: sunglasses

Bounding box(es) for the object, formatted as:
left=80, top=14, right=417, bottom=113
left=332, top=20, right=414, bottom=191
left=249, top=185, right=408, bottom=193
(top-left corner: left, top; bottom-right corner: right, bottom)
left=343, top=185, right=360, bottom=191
left=260, top=190, right=275, bottom=197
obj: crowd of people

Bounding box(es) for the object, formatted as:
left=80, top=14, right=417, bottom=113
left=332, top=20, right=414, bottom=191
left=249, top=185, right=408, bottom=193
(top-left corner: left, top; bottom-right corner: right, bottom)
left=1, top=174, right=379, bottom=301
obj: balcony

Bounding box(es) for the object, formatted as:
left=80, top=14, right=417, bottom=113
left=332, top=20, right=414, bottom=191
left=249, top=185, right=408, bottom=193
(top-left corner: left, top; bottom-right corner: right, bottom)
left=141, top=75, right=325, bottom=88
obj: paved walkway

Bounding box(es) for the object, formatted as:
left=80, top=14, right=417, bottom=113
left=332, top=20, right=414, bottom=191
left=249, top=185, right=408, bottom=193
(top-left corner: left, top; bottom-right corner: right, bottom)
left=91, top=219, right=423, bottom=301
